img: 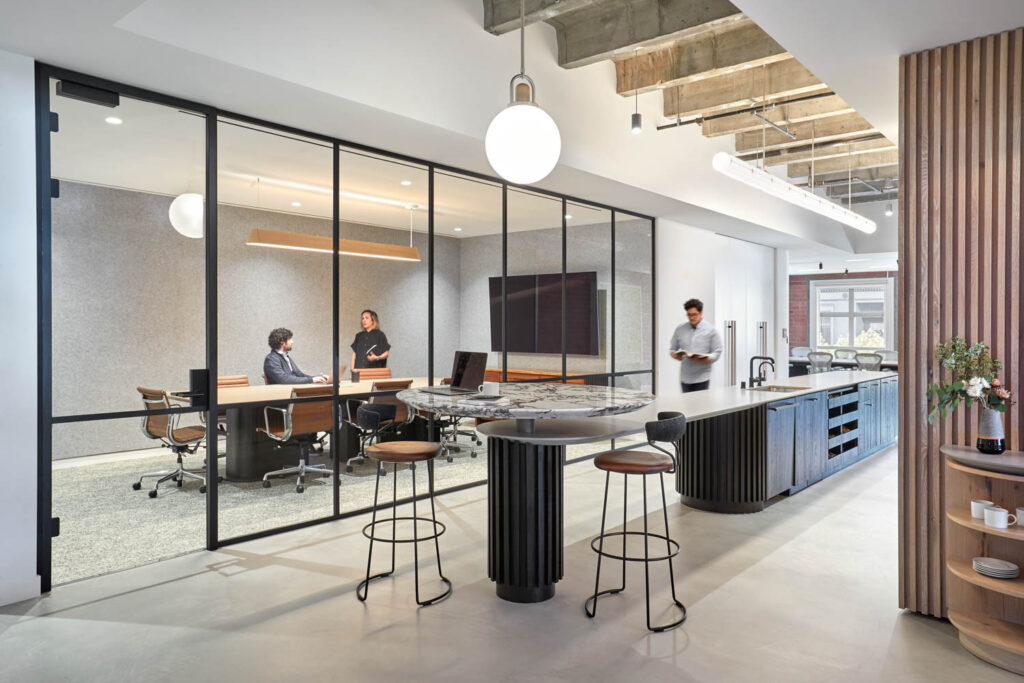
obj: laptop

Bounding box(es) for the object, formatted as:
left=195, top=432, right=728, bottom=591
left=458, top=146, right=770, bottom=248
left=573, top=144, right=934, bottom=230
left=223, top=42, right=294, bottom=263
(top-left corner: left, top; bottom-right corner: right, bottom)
left=419, top=351, right=488, bottom=396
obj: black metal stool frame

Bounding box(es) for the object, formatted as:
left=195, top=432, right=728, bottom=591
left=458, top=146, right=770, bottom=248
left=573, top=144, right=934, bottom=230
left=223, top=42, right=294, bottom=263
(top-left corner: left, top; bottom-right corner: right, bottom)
left=584, top=412, right=687, bottom=632
left=356, top=457, right=452, bottom=606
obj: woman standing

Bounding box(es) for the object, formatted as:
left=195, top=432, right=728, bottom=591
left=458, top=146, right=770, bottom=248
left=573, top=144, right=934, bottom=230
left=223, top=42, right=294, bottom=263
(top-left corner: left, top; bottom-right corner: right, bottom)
left=350, top=309, right=390, bottom=376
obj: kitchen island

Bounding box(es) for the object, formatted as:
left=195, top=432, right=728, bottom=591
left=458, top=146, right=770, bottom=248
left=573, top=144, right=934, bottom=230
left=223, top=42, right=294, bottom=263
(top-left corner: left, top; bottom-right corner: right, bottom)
left=636, top=370, right=898, bottom=513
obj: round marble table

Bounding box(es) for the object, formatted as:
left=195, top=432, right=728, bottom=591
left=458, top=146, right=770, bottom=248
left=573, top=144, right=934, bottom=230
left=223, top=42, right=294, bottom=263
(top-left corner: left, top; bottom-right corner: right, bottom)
left=399, top=383, right=655, bottom=603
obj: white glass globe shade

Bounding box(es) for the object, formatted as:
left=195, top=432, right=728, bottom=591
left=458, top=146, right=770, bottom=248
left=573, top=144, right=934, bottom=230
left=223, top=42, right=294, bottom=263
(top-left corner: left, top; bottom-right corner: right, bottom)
left=485, top=103, right=561, bottom=185
left=168, top=193, right=204, bottom=239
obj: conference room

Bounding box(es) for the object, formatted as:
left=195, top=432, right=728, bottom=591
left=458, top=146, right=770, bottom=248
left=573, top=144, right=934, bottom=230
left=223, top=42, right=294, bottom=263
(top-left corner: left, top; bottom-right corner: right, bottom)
left=45, top=74, right=654, bottom=585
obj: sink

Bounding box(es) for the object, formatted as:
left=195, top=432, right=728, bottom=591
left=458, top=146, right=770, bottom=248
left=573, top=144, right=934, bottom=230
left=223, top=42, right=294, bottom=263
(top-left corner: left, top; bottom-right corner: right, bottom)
left=747, top=385, right=810, bottom=393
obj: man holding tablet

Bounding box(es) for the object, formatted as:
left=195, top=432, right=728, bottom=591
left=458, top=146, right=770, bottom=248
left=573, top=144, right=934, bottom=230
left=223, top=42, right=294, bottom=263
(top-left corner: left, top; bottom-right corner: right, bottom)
left=669, top=298, right=722, bottom=393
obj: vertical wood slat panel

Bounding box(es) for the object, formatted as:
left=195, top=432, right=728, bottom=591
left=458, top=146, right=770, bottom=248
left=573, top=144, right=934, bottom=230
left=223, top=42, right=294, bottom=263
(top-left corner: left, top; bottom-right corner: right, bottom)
left=900, top=28, right=1024, bottom=617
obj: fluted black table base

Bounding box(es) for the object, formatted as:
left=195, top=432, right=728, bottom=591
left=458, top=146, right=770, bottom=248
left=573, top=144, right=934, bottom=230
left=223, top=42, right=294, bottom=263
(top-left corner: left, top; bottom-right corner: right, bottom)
left=487, top=437, right=564, bottom=603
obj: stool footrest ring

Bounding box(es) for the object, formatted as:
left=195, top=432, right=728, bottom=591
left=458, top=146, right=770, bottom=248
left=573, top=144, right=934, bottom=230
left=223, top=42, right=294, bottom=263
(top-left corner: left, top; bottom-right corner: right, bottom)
left=362, top=516, right=446, bottom=544
left=590, top=530, right=680, bottom=563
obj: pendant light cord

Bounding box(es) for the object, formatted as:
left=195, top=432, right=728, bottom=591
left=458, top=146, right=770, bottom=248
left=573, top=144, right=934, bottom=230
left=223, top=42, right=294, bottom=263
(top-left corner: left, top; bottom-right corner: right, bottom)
left=634, top=48, right=639, bottom=114
left=520, top=0, right=525, bottom=76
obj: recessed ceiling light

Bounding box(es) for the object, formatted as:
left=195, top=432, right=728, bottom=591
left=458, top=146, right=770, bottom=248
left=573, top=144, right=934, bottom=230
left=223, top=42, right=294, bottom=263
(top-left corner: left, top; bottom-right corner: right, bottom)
left=564, top=213, right=573, bottom=220
left=400, top=180, right=412, bottom=186
left=453, top=226, right=463, bottom=232
left=291, top=201, right=302, bottom=207
left=105, top=116, right=123, bottom=125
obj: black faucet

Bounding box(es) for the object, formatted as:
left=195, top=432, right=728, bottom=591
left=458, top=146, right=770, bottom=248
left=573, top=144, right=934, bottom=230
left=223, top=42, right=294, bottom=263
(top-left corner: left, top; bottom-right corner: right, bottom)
left=749, top=356, right=776, bottom=388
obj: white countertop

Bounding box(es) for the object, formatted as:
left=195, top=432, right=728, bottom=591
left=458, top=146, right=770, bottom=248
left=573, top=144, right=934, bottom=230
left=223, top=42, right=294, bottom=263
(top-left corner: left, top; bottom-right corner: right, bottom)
left=630, top=370, right=898, bottom=424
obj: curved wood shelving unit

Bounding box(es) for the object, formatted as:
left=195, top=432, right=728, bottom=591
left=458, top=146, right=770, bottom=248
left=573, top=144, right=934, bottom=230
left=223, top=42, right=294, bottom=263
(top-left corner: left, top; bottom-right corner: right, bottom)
left=944, top=449, right=1024, bottom=675
left=946, top=508, right=1024, bottom=542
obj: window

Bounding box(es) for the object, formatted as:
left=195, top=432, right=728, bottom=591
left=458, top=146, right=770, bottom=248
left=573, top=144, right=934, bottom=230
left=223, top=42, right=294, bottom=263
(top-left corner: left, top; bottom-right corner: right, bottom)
left=811, top=277, right=895, bottom=350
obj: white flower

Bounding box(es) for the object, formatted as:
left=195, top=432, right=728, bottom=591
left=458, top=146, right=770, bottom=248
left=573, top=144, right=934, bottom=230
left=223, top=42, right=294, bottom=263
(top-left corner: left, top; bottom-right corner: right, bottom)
left=966, top=376, right=989, bottom=398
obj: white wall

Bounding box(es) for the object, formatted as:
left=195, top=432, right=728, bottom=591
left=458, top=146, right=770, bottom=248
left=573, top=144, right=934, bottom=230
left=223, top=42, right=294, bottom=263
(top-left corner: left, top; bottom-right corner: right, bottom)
left=656, top=220, right=776, bottom=395
left=0, top=49, right=40, bottom=606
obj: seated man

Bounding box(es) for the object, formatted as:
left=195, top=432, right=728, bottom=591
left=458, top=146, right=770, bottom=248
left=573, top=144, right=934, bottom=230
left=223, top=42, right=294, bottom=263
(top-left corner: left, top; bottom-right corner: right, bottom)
left=264, top=327, right=328, bottom=385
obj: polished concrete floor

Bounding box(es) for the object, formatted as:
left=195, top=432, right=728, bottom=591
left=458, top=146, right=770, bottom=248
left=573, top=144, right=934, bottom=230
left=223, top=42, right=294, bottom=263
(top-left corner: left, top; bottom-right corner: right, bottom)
left=2, top=445, right=1018, bottom=682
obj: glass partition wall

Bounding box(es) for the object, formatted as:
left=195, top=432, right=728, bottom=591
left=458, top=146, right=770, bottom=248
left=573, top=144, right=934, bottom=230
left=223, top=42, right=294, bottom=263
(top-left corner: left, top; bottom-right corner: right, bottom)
left=36, top=65, right=656, bottom=589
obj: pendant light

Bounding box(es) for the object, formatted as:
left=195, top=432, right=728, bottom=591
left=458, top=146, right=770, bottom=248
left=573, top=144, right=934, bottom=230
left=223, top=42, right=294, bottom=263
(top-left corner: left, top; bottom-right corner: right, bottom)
left=630, top=48, right=642, bottom=134
left=168, top=193, right=204, bottom=238
left=484, top=0, right=561, bottom=184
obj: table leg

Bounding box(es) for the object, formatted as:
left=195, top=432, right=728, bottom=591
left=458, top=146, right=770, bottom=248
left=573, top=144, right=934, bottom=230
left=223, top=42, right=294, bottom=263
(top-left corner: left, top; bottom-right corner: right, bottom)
left=487, top=436, right=564, bottom=603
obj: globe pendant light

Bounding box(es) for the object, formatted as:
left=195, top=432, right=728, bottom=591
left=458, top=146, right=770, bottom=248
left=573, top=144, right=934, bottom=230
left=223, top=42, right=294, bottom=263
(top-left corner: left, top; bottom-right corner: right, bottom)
left=484, top=0, right=561, bottom=185
left=168, top=193, right=204, bottom=238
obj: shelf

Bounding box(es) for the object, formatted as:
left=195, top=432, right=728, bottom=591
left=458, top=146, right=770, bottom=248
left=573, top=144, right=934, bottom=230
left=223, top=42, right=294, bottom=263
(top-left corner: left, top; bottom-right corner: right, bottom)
left=947, top=508, right=1024, bottom=541
left=948, top=609, right=1024, bottom=675
left=948, top=559, right=1024, bottom=599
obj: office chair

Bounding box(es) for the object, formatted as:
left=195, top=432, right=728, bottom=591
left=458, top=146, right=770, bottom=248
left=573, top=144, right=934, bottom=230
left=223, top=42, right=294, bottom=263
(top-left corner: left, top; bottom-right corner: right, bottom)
left=855, top=352, right=883, bottom=371
left=436, top=377, right=482, bottom=462
left=204, top=375, right=250, bottom=437
left=791, top=346, right=812, bottom=358
left=807, top=351, right=833, bottom=374
left=344, top=379, right=414, bottom=473
left=833, top=349, right=857, bottom=361
left=133, top=387, right=208, bottom=498
left=258, top=385, right=334, bottom=493
left=354, top=367, right=391, bottom=382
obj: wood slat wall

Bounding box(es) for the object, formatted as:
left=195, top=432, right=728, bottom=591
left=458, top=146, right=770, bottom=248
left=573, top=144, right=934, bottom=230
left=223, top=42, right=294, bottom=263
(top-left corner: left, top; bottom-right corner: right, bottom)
left=900, top=27, right=1024, bottom=617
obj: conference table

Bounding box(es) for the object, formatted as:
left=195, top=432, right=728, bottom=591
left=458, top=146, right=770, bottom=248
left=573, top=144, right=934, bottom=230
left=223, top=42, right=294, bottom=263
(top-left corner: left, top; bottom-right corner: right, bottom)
left=216, top=377, right=428, bottom=481
left=399, top=382, right=654, bottom=603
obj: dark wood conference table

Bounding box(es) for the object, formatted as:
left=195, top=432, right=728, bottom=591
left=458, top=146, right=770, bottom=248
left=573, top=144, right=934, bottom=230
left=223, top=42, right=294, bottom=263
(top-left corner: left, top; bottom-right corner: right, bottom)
left=216, top=378, right=428, bottom=481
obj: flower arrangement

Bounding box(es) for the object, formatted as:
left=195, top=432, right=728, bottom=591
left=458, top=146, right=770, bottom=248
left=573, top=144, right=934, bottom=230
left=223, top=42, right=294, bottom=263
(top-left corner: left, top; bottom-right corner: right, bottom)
left=927, top=336, right=1012, bottom=422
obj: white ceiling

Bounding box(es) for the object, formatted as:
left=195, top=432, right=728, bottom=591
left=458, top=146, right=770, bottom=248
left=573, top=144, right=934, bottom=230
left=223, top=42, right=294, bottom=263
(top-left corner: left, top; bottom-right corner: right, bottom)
left=50, top=83, right=612, bottom=237
left=733, top=0, right=1024, bottom=143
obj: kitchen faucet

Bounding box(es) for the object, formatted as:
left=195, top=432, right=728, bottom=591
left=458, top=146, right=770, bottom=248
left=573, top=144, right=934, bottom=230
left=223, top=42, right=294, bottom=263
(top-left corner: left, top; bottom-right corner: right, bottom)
left=748, top=356, right=775, bottom=388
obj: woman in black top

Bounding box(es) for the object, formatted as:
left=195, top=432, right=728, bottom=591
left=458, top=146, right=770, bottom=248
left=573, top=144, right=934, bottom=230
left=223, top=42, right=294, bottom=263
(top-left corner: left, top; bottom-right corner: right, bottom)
left=350, top=309, right=390, bottom=375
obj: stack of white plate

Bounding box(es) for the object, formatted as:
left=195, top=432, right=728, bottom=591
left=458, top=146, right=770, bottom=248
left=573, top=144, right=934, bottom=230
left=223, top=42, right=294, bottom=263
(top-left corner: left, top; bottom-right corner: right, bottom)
left=973, top=557, right=1020, bottom=579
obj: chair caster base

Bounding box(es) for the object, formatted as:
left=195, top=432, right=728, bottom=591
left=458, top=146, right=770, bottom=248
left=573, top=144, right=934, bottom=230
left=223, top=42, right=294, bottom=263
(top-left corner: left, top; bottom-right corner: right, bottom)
left=132, top=482, right=141, bottom=491
left=345, top=465, right=354, bottom=473
left=148, top=490, right=158, bottom=499
left=262, top=480, right=271, bottom=488
left=296, top=485, right=304, bottom=493
left=199, top=485, right=206, bottom=494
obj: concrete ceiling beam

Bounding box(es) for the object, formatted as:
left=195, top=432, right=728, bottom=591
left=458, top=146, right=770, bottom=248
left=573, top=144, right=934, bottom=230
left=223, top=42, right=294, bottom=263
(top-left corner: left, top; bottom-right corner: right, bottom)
left=546, top=0, right=743, bottom=69
left=662, top=57, right=828, bottom=119
left=483, top=0, right=603, bottom=35
left=734, top=112, right=877, bottom=153
left=701, top=94, right=853, bottom=137
left=614, top=18, right=786, bottom=96
left=788, top=150, right=899, bottom=177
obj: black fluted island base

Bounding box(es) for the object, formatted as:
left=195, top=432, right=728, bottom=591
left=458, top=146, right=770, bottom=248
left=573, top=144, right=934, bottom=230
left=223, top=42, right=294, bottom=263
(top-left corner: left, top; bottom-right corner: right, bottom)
left=487, top=436, right=564, bottom=603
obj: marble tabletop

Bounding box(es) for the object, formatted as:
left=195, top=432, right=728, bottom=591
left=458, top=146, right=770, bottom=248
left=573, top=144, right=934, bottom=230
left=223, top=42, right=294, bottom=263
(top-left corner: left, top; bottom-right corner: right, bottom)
left=397, top=382, right=655, bottom=420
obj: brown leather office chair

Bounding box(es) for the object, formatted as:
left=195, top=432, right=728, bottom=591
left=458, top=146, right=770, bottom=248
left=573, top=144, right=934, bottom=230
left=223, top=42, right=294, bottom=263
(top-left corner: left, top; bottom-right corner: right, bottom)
left=344, top=379, right=414, bottom=473
left=134, top=387, right=208, bottom=498
left=355, top=367, right=391, bottom=381
left=258, top=385, right=334, bottom=493
left=218, top=375, right=250, bottom=387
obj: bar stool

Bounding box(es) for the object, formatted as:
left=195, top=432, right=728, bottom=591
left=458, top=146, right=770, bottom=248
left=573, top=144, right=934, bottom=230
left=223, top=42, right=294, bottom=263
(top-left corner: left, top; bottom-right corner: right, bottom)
left=585, top=412, right=687, bottom=632
left=356, top=440, right=452, bottom=606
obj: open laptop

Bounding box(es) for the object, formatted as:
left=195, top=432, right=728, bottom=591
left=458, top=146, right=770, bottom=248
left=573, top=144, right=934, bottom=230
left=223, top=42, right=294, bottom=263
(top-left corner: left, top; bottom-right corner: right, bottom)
left=419, top=351, right=488, bottom=396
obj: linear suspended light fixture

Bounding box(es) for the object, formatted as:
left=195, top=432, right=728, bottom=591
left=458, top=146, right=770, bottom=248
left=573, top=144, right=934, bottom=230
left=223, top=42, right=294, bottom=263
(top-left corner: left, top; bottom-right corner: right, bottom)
left=710, top=152, right=877, bottom=234
left=246, top=228, right=421, bottom=262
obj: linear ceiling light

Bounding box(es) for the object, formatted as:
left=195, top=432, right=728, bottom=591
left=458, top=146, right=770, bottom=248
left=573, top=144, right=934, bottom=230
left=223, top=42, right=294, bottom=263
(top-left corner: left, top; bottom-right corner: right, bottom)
left=711, top=152, right=877, bottom=234
left=246, top=228, right=421, bottom=262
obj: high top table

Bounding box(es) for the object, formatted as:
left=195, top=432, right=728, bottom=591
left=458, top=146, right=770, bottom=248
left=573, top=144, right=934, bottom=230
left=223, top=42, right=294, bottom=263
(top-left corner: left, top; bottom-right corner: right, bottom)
left=399, top=383, right=655, bottom=603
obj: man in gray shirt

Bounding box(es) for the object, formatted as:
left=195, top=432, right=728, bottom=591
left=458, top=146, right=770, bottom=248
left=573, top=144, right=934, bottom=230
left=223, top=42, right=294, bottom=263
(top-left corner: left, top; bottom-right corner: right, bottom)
left=669, top=298, right=723, bottom=393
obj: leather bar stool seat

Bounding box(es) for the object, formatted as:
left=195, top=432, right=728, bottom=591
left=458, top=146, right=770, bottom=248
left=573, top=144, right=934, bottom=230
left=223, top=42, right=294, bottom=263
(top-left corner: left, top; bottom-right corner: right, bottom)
left=367, top=441, right=441, bottom=463
left=594, top=450, right=673, bottom=475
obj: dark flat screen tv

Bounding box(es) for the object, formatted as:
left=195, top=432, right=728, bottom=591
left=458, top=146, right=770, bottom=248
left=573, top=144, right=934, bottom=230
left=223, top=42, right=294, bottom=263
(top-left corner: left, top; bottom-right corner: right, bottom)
left=488, top=271, right=599, bottom=355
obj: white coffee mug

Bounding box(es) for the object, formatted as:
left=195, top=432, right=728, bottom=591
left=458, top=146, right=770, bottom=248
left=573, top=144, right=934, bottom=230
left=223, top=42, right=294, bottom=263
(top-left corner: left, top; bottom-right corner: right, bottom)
left=972, top=499, right=995, bottom=519
left=478, top=381, right=500, bottom=397
left=984, top=506, right=1017, bottom=530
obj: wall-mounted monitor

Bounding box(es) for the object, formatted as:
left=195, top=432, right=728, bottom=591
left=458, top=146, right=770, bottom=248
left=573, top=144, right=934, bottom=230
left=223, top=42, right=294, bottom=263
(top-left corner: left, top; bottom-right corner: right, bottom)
left=488, top=271, right=599, bottom=355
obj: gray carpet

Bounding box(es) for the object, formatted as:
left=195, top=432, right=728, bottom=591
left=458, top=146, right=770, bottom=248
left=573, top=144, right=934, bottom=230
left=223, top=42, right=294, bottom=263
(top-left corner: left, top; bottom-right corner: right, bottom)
left=51, top=433, right=641, bottom=585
